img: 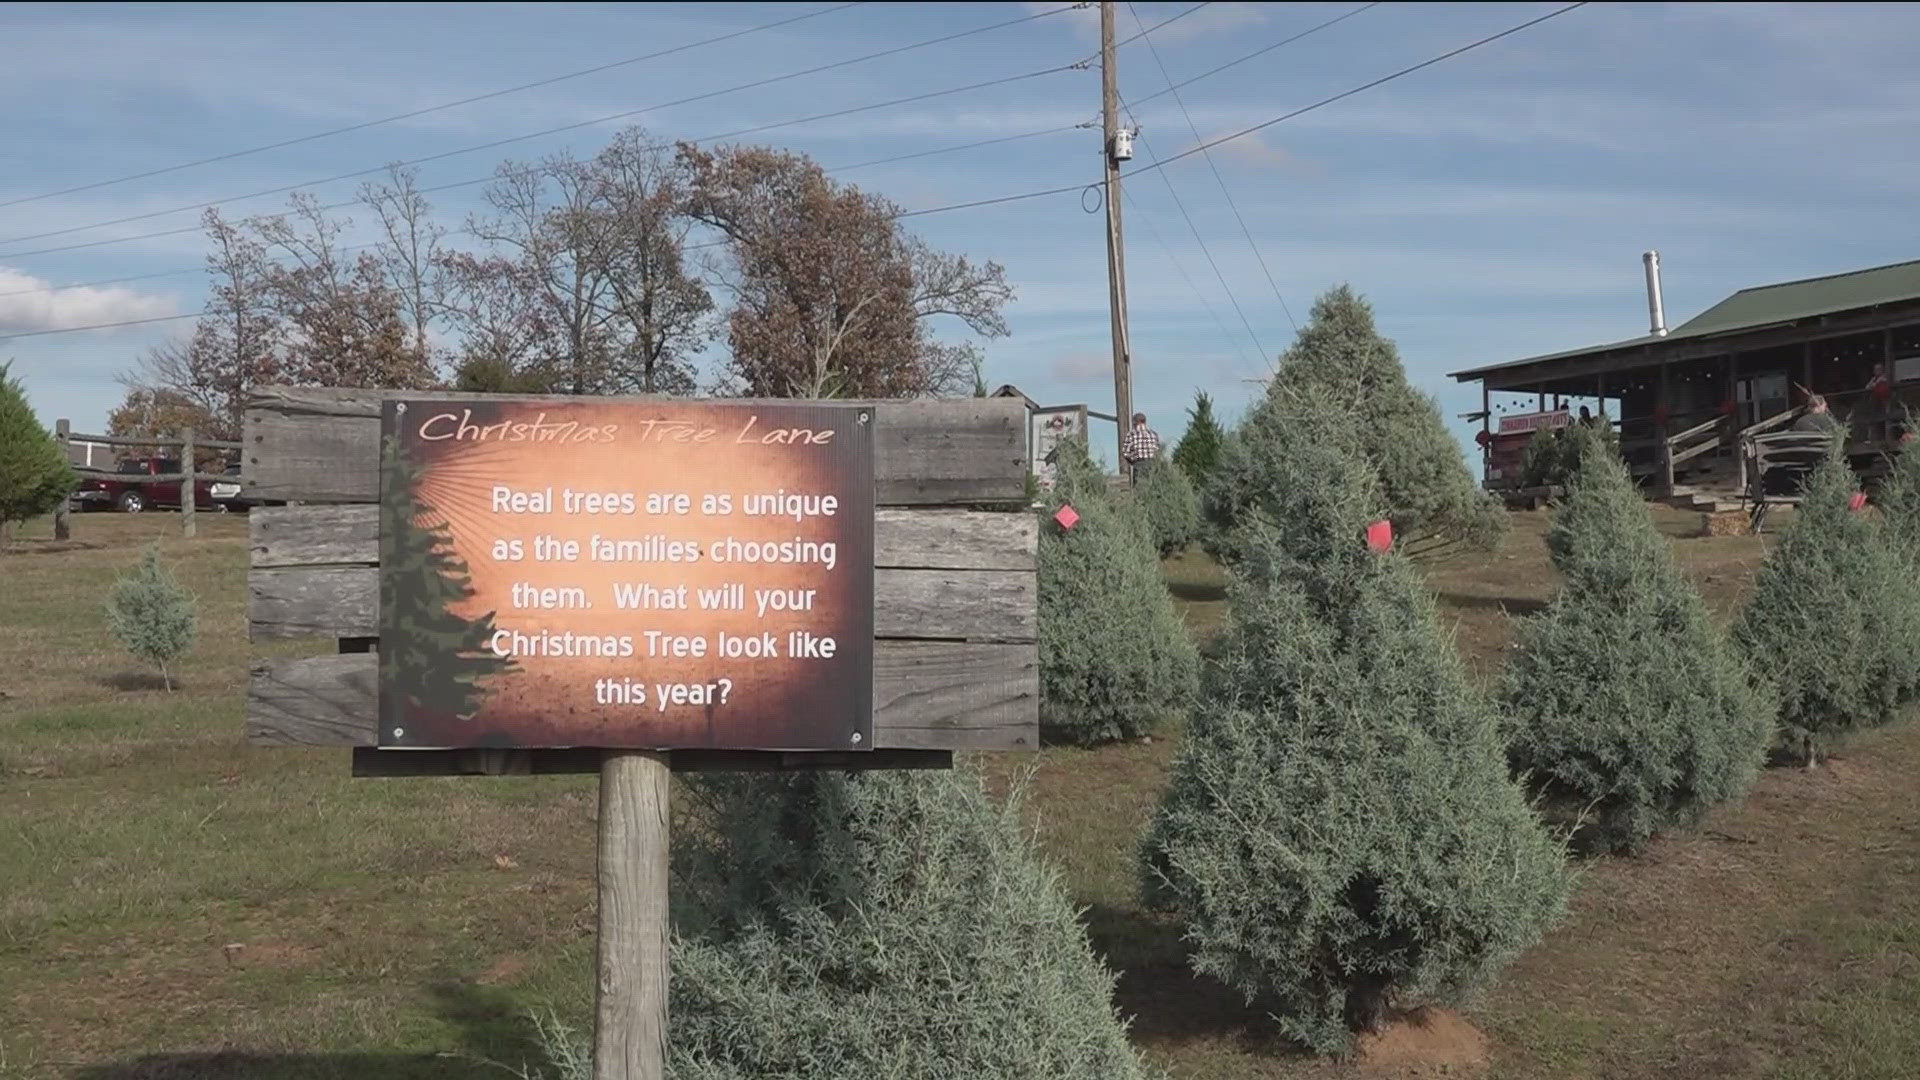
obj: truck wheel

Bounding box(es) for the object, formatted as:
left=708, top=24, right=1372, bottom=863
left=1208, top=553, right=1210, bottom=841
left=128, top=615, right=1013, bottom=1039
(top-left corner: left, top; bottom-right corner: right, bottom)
left=117, top=491, right=146, bottom=513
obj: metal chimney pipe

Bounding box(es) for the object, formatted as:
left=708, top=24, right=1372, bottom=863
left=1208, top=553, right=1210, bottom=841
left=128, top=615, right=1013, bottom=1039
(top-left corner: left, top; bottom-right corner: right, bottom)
left=1643, top=250, right=1668, bottom=337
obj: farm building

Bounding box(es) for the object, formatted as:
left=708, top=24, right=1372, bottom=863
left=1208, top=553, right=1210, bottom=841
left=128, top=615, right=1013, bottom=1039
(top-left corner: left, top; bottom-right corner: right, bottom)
left=1453, top=255, right=1920, bottom=507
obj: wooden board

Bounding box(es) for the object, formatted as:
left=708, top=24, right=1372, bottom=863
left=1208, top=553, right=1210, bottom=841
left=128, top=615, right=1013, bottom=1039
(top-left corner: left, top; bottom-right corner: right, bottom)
left=250, top=644, right=1037, bottom=752
left=250, top=504, right=1037, bottom=572
left=249, top=565, right=1035, bottom=643
left=349, top=747, right=952, bottom=776
left=243, top=387, right=1027, bottom=507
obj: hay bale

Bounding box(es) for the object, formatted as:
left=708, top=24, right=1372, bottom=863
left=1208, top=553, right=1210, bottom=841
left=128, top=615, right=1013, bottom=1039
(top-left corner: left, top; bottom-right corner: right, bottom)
left=1702, top=509, right=1751, bottom=537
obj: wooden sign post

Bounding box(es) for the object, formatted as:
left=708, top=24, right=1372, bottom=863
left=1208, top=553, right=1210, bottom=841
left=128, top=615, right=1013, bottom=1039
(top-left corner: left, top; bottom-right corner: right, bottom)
left=241, top=388, right=1038, bottom=1080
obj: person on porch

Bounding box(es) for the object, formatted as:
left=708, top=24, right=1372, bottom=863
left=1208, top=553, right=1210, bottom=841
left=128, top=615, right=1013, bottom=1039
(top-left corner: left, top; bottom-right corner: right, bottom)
left=1794, top=393, right=1843, bottom=436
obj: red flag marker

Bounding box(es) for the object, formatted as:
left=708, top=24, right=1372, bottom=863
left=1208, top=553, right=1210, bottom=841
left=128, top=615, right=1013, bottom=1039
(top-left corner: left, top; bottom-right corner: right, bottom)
left=1850, top=491, right=1868, bottom=513
left=1054, top=504, right=1080, bottom=530
left=1366, top=519, right=1393, bottom=552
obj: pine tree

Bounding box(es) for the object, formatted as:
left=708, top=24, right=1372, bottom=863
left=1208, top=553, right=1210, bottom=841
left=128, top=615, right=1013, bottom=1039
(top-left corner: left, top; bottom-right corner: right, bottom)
left=628, top=767, right=1157, bottom=1080
left=1733, top=448, right=1920, bottom=763
left=104, top=544, right=197, bottom=691
left=1171, top=390, right=1225, bottom=486
left=1503, top=442, right=1773, bottom=853
left=0, top=360, right=76, bottom=545
left=1038, top=436, right=1198, bottom=744
left=1142, top=385, right=1568, bottom=1053
left=379, top=435, right=517, bottom=728
left=1518, top=421, right=1621, bottom=490
left=1875, top=432, right=1920, bottom=560
left=1134, top=457, right=1200, bottom=556
left=1214, top=287, right=1503, bottom=556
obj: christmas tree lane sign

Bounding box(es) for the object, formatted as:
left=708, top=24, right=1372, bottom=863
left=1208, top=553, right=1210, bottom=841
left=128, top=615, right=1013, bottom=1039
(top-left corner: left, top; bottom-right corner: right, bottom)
left=378, top=397, right=875, bottom=752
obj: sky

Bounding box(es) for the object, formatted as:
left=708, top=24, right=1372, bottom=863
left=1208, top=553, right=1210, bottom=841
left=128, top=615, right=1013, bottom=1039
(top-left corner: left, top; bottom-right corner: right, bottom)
left=4, top=1, right=1919, bottom=463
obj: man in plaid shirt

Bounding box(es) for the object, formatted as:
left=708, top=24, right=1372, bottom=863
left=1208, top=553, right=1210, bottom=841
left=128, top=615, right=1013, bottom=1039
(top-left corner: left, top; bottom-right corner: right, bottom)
left=1122, top=411, right=1160, bottom=485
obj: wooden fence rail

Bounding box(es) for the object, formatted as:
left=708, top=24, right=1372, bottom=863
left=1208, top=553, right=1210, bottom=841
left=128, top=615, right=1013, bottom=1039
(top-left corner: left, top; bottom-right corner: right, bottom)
left=55, top=420, right=243, bottom=540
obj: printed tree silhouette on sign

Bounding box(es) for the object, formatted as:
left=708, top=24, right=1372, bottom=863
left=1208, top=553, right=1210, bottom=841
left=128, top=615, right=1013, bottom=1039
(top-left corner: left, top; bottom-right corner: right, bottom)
left=380, top=434, right=517, bottom=731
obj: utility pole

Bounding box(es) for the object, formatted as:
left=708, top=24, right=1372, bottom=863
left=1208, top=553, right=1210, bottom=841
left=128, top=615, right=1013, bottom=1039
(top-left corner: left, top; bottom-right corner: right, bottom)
left=1101, top=1, right=1133, bottom=470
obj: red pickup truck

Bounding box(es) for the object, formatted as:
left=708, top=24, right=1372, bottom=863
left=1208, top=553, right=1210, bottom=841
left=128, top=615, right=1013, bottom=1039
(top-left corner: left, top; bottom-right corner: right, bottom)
left=71, top=457, right=249, bottom=514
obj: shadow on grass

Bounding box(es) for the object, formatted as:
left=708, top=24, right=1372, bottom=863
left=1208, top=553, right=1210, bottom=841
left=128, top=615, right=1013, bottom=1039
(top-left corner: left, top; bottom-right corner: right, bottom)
left=1434, top=592, right=1548, bottom=618
left=1083, top=901, right=1310, bottom=1061
left=1166, top=579, right=1228, bottom=604
left=70, top=983, right=566, bottom=1080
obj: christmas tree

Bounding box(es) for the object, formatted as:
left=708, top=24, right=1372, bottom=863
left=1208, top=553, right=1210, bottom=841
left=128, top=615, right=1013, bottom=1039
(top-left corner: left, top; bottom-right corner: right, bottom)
left=1874, top=429, right=1920, bottom=559
left=611, top=767, right=1156, bottom=1080
left=1038, top=436, right=1197, bottom=744
left=1212, top=287, right=1502, bottom=556
left=1171, top=390, right=1225, bottom=486
left=104, top=544, right=197, bottom=691
left=1734, top=447, right=1920, bottom=763
left=1503, top=441, right=1772, bottom=852
left=1143, top=385, right=1568, bottom=1052
left=0, top=360, right=75, bottom=545
left=1134, top=457, right=1200, bottom=556
left=379, top=434, right=517, bottom=730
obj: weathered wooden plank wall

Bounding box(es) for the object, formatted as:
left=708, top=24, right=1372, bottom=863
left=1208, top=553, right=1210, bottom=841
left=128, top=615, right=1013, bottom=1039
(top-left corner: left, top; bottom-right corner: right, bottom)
left=242, top=387, right=1039, bottom=772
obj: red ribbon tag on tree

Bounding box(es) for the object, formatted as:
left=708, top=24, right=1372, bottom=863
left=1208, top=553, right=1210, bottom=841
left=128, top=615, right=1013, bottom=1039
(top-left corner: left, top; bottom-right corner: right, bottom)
left=1366, top=520, right=1393, bottom=552
left=1053, top=504, right=1080, bottom=530
left=1849, top=491, right=1869, bottom=513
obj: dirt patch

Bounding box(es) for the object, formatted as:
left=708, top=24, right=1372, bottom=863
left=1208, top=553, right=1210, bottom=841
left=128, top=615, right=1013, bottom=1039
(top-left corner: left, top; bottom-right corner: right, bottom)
left=1354, top=1007, right=1490, bottom=1074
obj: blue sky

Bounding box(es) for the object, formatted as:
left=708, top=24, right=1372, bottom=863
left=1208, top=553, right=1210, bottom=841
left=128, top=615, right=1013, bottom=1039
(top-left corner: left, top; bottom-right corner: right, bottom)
left=3, top=1, right=1918, bottom=461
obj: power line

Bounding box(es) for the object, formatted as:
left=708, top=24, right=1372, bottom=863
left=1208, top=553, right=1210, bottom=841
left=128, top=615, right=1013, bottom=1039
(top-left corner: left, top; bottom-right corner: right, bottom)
left=1129, top=0, right=1342, bottom=334
left=1, top=2, right=1589, bottom=344
left=1124, top=1, right=1382, bottom=115
left=0, top=3, right=865, bottom=212
left=0, top=2, right=1097, bottom=251
left=0, top=122, right=1098, bottom=303
left=0, top=3, right=1223, bottom=283
left=0, top=59, right=1092, bottom=262
left=895, top=1, right=1589, bottom=219
left=1121, top=187, right=1259, bottom=377
left=1120, top=105, right=1269, bottom=364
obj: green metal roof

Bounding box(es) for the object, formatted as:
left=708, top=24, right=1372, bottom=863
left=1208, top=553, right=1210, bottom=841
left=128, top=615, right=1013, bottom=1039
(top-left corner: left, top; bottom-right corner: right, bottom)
left=1451, top=257, right=1920, bottom=381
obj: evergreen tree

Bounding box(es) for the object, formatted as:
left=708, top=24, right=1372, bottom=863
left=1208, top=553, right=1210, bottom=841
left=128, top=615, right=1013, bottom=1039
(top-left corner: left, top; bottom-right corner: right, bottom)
left=1503, top=442, right=1772, bottom=853
left=0, top=360, right=76, bottom=545
left=1874, top=431, right=1920, bottom=560
left=1039, top=436, right=1198, bottom=744
left=104, top=544, right=197, bottom=691
left=1733, top=448, right=1920, bottom=763
left=1134, top=457, right=1200, bottom=556
left=379, top=435, right=517, bottom=728
left=634, top=767, right=1157, bottom=1080
left=1171, top=390, right=1225, bottom=486
left=1143, top=385, right=1568, bottom=1053
left=1213, top=287, right=1502, bottom=556
left=1517, top=421, right=1621, bottom=490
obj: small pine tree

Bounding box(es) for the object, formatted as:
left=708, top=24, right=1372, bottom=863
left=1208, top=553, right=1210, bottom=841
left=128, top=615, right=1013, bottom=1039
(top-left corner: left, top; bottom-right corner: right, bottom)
left=1171, top=390, right=1225, bottom=486
left=1134, top=457, right=1200, bottom=556
left=1733, top=447, right=1920, bottom=762
left=1143, top=386, right=1568, bottom=1053
left=0, top=360, right=76, bottom=545
left=1503, top=442, right=1773, bottom=853
left=1875, top=431, right=1920, bottom=559
left=644, top=767, right=1157, bottom=1080
left=1039, top=436, right=1198, bottom=744
left=1217, top=287, right=1504, bottom=555
left=1518, top=421, right=1621, bottom=490
left=104, top=544, right=197, bottom=691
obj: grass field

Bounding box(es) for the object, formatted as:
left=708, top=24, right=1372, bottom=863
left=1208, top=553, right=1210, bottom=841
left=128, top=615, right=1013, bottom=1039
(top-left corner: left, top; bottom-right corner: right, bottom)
left=3, top=508, right=1919, bottom=1078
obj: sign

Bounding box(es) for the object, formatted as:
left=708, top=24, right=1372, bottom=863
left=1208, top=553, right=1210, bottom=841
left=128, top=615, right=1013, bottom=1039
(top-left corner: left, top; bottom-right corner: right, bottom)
left=377, top=398, right=875, bottom=752
left=1030, top=405, right=1087, bottom=491
left=1497, top=409, right=1572, bottom=435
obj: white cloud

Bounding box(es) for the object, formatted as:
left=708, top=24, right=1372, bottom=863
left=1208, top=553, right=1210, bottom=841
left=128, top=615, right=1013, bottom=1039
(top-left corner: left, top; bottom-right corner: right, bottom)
left=1049, top=350, right=1111, bottom=385
left=0, top=268, right=176, bottom=334
left=1204, top=129, right=1301, bottom=171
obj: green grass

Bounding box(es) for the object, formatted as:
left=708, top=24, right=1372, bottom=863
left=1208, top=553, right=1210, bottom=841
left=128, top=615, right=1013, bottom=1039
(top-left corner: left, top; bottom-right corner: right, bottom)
left=5, top=508, right=1920, bottom=1078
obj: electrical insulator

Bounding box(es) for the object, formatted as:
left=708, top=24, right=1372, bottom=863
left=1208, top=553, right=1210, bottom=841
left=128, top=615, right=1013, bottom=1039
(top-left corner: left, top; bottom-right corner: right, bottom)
left=1111, top=128, right=1135, bottom=162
